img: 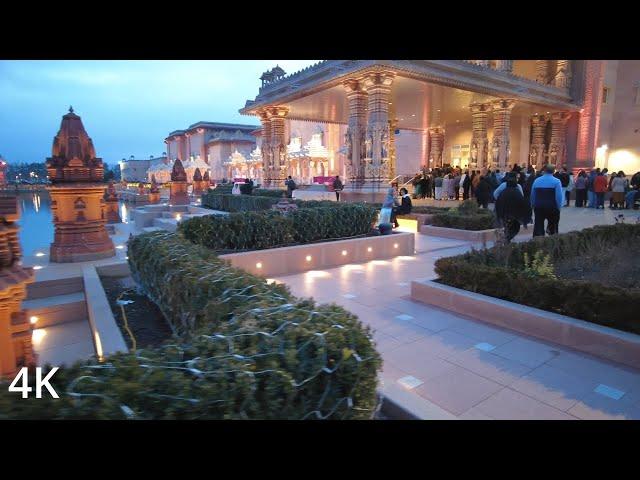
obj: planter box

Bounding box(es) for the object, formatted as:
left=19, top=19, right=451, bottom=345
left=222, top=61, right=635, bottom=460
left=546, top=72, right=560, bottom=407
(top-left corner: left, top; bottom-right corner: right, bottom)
left=411, top=279, right=640, bottom=370
left=420, top=224, right=496, bottom=243
left=220, top=232, right=415, bottom=277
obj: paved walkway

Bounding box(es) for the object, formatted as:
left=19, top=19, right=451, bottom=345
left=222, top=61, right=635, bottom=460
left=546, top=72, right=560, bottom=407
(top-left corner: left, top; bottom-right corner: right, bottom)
left=274, top=207, right=640, bottom=419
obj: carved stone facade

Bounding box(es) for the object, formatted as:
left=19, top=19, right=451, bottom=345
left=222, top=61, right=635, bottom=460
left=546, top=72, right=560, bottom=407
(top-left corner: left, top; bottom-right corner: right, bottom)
left=536, top=60, right=554, bottom=84
left=362, top=71, right=395, bottom=187
left=469, top=103, right=490, bottom=170
left=169, top=158, right=189, bottom=205
left=258, top=110, right=273, bottom=185
left=548, top=112, right=572, bottom=167
left=343, top=79, right=368, bottom=186
left=0, top=195, right=36, bottom=378
left=490, top=99, right=516, bottom=170
left=428, top=127, right=445, bottom=167
left=576, top=60, right=605, bottom=170
left=268, top=106, right=289, bottom=187
left=555, top=60, right=572, bottom=89
left=45, top=108, right=115, bottom=263
left=530, top=114, right=549, bottom=169
left=104, top=180, right=121, bottom=224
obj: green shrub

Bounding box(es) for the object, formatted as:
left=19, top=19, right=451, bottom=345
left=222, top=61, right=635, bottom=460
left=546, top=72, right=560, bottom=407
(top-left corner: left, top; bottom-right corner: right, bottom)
left=289, top=204, right=378, bottom=244
left=431, top=210, right=496, bottom=230
left=180, top=211, right=294, bottom=251
left=411, top=206, right=451, bottom=215
left=179, top=203, right=378, bottom=252
left=434, top=224, right=640, bottom=333
left=253, top=188, right=288, bottom=198
left=201, top=193, right=279, bottom=212
left=0, top=232, right=381, bottom=419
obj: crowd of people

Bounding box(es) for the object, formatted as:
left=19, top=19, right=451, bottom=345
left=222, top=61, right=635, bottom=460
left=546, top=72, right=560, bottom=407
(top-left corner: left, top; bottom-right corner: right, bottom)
left=408, top=164, right=640, bottom=242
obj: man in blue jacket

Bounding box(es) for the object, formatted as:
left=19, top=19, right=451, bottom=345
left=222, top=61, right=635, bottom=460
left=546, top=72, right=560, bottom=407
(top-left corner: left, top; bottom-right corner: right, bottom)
left=530, top=164, right=564, bottom=237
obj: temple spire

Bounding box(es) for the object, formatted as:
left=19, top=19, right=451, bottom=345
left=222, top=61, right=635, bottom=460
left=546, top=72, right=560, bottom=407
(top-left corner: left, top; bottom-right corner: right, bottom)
left=69, top=105, right=74, bottom=113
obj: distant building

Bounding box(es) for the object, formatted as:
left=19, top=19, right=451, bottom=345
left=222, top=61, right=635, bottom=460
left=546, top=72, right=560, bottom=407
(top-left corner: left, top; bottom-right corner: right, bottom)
left=164, top=121, right=258, bottom=181
left=120, top=155, right=168, bottom=182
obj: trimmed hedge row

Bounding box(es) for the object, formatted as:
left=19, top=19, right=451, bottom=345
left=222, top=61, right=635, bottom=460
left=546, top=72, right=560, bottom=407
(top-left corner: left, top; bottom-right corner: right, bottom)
left=434, top=224, right=640, bottom=334
left=179, top=203, right=378, bottom=251
left=431, top=200, right=496, bottom=231
left=0, top=232, right=381, bottom=419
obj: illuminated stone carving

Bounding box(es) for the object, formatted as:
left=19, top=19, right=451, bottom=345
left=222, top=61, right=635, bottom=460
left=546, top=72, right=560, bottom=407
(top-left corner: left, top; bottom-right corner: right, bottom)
left=0, top=195, right=36, bottom=378
left=104, top=180, right=121, bottom=224
left=469, top=103, right=490, bottom=169
left=45, top=107, right=115, bottom=262
left=169, top=159, right=189, bottom=205
left=490, top=99, right=516, bottom=170
left=530, top=114, right=549, bottom=169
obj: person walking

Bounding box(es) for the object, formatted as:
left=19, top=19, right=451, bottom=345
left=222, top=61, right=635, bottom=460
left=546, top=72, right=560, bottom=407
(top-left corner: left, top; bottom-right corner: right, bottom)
left=332, top=175, right=343, bottom=202
left=434, top=173, right=444, bottom=200
left=607, top=172, right=618, bottom=208
left=453, top=171, right=462, bottom=200
left=594, top=170, right=608, bottom=209
left=574, top=170, right=588, bottom=207
left=611, top=171, right=627, bottom=209
left=556, top=167, right=571, bottom=206
left=461, top=170, right=470, bottom=200
left=285, top=176, right=297, bottom=198
left=587, top=168, right=599, bottom=208
left=420, top=173, right=429, bottom=199
left=495, top=172, right=528, bottom=242
left=530, top=164, right=564, bottom=237
left=475, top=175, right=493, bottom=209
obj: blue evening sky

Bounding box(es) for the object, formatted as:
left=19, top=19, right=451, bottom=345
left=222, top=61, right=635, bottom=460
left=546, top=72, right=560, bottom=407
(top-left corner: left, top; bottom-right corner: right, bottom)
left=0, top=60, right=318, bottom=165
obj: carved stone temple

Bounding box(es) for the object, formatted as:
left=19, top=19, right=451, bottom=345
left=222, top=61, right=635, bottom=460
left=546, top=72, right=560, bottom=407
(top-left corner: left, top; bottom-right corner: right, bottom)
left=0, top=195, right=36, bottom=378
left=169, top=158, right=189, bottom=205
left=45, top=107, right=115, bottom=263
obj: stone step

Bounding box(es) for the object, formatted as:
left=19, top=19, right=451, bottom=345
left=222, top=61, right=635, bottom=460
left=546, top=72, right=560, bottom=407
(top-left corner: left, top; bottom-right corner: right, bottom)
left=23, top=291, right=87, bottom=328
left=152, top=217, right=178, bottom=232
left=142, top=226, right=163, bottom=233
left=34, top=318, right=97, bottom=368
left=27, top=276, right=84, bottom=300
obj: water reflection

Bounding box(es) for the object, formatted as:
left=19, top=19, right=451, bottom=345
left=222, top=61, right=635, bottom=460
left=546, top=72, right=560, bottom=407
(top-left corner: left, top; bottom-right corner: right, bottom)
left=13, top=188, right=129, bottom=257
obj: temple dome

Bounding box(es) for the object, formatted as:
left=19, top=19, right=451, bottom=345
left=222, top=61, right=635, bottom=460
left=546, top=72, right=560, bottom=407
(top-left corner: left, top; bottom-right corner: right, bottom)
left=46, top=107, right=104, bottom=183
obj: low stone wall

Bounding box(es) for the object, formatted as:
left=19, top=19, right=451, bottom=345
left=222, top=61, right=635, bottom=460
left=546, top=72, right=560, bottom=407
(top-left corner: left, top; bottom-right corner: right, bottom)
left=220, top=232, right=415, bottom=277
left=82, top=265, right=128, bottom=359
left=411, top=279, right=640, bottom=370
left=420, top=224, right=496, bottom=243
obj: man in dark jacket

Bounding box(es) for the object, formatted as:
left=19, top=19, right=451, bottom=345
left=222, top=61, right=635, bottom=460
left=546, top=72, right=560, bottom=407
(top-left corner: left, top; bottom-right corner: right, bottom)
left=392, top=187, right=412, bottom=228
left=332, top=175, right=343, bottom=201
left=531, top=164, right=564, bottom=237
left=475, top=176, right=493, bottom=208
left=495, top=173, right=528, bottom=242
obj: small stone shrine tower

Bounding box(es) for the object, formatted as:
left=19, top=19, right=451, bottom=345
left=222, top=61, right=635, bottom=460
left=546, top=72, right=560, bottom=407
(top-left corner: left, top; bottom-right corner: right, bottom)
left=169, top=159, right=189, bottom=205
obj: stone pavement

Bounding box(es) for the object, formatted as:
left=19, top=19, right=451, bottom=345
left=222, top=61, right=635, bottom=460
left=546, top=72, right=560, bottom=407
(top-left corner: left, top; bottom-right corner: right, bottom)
left=274, top=207, right=640, bottom=419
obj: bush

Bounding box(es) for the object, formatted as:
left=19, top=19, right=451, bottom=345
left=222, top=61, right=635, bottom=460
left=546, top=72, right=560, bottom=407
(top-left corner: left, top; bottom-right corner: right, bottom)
left=431, top=200, right=496, bottom=230
left=180, top=211, right=294, bottom=251
left=252, top=188, right=288, bottom=198
left=434, top=224, right=640, bottom=334
left=179, top=203, right=378, bottom=252
left=289, top=204, right=378, bottom=244
left=0, top=232, right=381, bottom=419
left=411, top=206, right=451, bottom=215
left=201, top=192, right=279, bottom=212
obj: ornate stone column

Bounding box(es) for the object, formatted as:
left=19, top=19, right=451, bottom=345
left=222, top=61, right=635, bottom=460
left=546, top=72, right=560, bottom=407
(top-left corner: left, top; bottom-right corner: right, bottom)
left=555, top=60, right=572, bottom=89
left=576, top=60, right=605, bottom=170
left=428, top=127, right=445, bottom=168
left=258, top=109, right=272, bottom=186
left=469, top=103, right=490, bottom=170
left=529, top=114, right=548, bottom=170
left=267, top=106, right=289, bottom=187
left=548, top=112, right=571, bottom=167
left=362, top=71, right=395, bottom=188
left=490, top=99, right=516, bottom=170
left=388, top=118, right=398, bottom=180
left=536, top=60, right=554, bottom=84
left=495, top=60, right=514, bottom=73
left=475, top=60, right=490, bottom=67
left=343, top=79, right=368, bottom=186
left=0, top=195, right=35, bottom=378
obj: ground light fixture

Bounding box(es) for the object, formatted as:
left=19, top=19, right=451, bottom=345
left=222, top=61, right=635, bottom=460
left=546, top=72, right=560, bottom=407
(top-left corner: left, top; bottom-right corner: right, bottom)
left=306, top=255, right=312, bottom=262
left=256, top=262, right=262, bottom=269
left=30, top=316, right=38, bottom=325
left=367, top=247, right=372, bottom=252
left=342, top=250, right=347, bottom=256
left=35, top=252, right=45, bottom=257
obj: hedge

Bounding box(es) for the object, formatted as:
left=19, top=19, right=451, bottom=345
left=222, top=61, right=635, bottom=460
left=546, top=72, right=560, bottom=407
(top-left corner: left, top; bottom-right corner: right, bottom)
left=179, top=203, right=378, bottom=251
left=434, top=224, right=640, bottom=334
left=431, top=200, right=496, bottom=231
left=0, top=232, right=381, bottom=419
left=201, top=192, right=370, bottom=213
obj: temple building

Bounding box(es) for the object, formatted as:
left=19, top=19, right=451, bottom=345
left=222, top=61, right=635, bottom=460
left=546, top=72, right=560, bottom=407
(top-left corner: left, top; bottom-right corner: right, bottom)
left=45, top=107, right=115, bottom=262
left=164, top=122, right=258, bottom=181
left=120, top=155, right=168, bottom=182
left=0, top=195, right=36, bottom=378
left=240, top=60, right=640, bottom=195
